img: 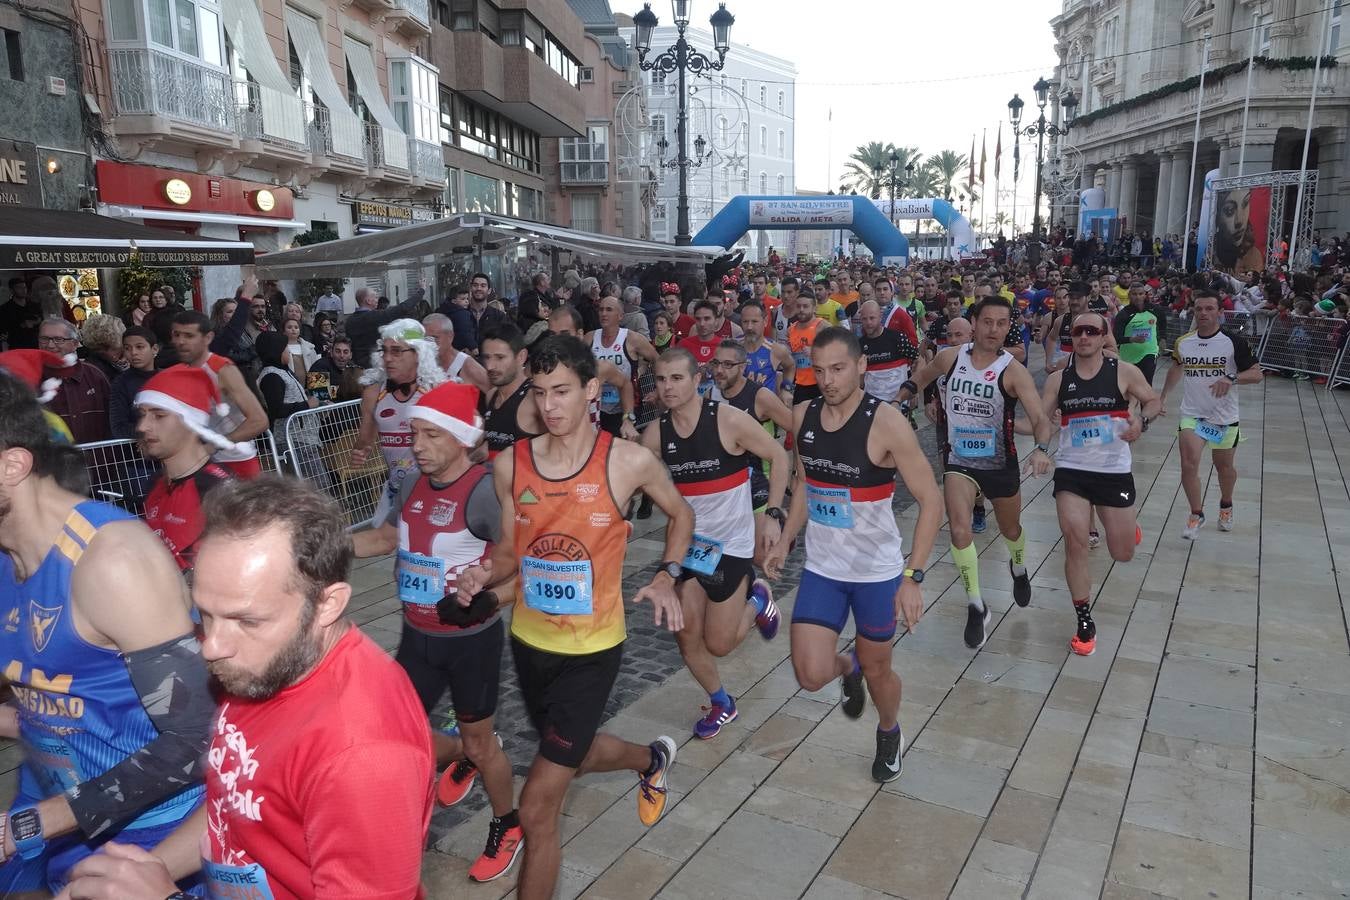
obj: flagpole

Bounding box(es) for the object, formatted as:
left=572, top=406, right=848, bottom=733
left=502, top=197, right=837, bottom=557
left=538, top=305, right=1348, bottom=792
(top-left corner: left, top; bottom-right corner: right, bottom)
left=1181, top=33, right=1211, bottom=274
left=1288, top=0, right=1332, bottom=268
left=994, top=123, right=1002, bottom=236
left=1013, top=137, right=1020, bottom=238
left=1237, top=9, right=1260, bottom=174
left=979, top=128, right=988, bottom=249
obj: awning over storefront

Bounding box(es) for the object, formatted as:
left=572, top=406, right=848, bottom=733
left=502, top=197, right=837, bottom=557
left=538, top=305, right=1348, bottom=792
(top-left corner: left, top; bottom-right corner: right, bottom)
left=0, top=208, right=256, bottom=269
left=256, top=212, right=724, bottom=279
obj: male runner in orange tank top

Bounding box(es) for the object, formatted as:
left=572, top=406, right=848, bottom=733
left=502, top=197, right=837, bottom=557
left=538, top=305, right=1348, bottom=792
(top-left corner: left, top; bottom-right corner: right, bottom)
left=457, top=334, right=694, bottom=900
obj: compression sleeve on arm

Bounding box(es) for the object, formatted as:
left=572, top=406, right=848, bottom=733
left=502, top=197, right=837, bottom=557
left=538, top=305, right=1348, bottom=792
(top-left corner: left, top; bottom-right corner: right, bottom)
left=66, top=633, right=214, bottom=840
left=465, top=474, right=502, bottom=543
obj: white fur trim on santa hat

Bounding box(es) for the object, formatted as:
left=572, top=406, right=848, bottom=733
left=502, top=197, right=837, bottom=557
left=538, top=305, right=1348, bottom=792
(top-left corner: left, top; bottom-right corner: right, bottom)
left=136, top=390, right=253, bottom=456
left=37, top=377, right=61, bottom=404
left=408, top=406, right=483, bottom=448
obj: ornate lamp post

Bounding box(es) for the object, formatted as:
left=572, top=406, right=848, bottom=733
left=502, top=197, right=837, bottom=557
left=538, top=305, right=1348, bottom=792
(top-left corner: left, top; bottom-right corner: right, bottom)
left=1008, top=77, right=1077, bottom=239
left=633, top=1, right=735, bottom=246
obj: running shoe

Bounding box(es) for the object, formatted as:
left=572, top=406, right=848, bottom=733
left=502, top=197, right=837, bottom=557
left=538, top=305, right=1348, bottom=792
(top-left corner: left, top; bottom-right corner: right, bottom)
left=964, top=604, right=992, bottom=650
left=871, top=726, right=905, bottom=784
left=1218, top=507, right=1233, bottom=532
left=1182, top=512, right=1205, bottom=541
left=693, top=697, right=738, bottom=740
left=1071, top=604, right=1097, bottom=656
left=435, top=732, right=502, bottom=808
left=1088, top=530, right=1101, bottom=550
left=468, top=817, right=525, bottom=882
left=436, top=758, right=478, bottom=808
left=972, top=503, right=987, bottom=534
left=751, top=579, right=780, bottom=640
left=840, top=651, right=866, bottom=719
left=637, top=736, right=677, bottom=826
left=1010, top=561, right=1032, bottom=608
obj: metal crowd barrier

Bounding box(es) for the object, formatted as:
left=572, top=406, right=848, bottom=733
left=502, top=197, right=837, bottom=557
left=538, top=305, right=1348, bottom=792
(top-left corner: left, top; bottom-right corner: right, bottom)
left=1257, top=316, right=1347, bottom=380
left=282, top=399, right=389, bottom=528
left=79, top=432, right=280, bottom=517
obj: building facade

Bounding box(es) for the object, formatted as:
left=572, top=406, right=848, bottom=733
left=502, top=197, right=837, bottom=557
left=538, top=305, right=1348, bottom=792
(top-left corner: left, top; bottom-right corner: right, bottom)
left=542, top=0, right=649, bottom=239
left=626, top=23, right=795, bottom=259
left=68, top=0, right=586, bottom=304
left=0, top=0, right=90, bottom=213
left=1051, top=0, right=1348, bottom=243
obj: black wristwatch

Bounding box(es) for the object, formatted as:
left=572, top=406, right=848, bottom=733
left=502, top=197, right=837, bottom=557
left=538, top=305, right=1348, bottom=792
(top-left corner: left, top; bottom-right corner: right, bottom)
left=657, top=560, right=683, bottom=580
left=765, top=506, right=786, bottom=526
left=165, top=893, right=196, bottom=900
left=903, top=567, right=925, bottom=584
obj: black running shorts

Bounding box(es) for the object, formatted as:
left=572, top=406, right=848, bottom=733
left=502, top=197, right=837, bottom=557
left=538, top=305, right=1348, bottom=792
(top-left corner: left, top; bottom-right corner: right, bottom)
left=678, top=553, right=754, bottom=604
left=394, top=617, right=503, bottom=724
left=511, top=637, right=623, bottom=769
left=943, top=462, right=1021, bottom=500
left=1053, top=467, right=1137, bottom=508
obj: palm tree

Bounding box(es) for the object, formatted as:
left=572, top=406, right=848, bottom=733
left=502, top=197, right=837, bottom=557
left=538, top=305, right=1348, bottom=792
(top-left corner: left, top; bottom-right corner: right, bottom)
left=993, top=211, right=1011, bottom=233
left=842, top=142, right=922, bottom=198
left=925, top=150, right=980, bottom=204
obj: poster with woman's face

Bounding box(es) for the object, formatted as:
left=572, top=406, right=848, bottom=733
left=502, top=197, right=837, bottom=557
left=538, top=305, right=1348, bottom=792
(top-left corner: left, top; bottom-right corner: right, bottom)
left=1214, top=186, right=1270, bottom=275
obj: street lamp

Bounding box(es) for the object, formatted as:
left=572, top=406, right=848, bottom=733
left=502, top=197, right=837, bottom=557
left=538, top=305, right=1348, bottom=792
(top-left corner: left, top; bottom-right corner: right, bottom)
left=633, top=1, right=735, bottom=246
left=1008, top=79, right=1077, bottom=240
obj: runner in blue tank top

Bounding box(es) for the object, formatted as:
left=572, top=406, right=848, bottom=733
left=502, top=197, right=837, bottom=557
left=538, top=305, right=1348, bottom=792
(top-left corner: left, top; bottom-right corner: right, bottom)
left=0, top=372, right=212, bottom=896
left=738, top=301, right=796, bottom=407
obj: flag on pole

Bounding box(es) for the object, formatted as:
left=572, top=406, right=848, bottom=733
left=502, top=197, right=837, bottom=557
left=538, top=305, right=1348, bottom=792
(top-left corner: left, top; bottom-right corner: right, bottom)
left=968, top=135, right=975, bottom=191
left=1013, top=136, right=1021, bottom=183
left=995, top=123, right=1002, bottom=180
left=979, top=130, right=987, bottom=184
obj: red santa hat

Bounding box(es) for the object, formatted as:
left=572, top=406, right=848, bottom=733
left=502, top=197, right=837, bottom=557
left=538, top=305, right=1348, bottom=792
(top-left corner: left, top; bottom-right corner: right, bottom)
left=135, top=365, right=253, bottom=455
left=0, top=349, right=77, bottom=403
left=409, top=382, right=483, bottom=448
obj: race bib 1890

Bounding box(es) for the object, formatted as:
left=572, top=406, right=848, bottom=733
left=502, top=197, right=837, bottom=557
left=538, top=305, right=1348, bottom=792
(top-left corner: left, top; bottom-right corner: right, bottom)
left=952, top=424, right=996, bottom=458
left=522, top=556, right=594, bottom=615
left=806, top=483, right=854, bottom=528
left=682, top=533, right=724, bottom=576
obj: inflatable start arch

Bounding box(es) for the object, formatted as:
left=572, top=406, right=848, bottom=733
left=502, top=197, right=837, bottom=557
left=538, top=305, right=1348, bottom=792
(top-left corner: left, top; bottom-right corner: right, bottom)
left=692, top=196, right=980, bottom=262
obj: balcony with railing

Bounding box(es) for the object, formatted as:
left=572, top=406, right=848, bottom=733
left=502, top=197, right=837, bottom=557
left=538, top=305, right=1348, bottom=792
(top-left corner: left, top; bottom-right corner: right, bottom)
left=365, top=122, right=411, bottom=178
left=387, top=0, right=431, bottom=38
left=235, top=80, right=309, bottom=163
left=304, top=103, right=367, bottom=174
left=408, top=137, right=446, bottom=186
left=108, top=47, right=236, bottom=141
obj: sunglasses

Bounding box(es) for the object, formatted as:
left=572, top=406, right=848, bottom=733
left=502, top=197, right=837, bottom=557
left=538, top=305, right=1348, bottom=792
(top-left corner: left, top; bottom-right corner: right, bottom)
left=1071, top=325, right=1105, bottom=337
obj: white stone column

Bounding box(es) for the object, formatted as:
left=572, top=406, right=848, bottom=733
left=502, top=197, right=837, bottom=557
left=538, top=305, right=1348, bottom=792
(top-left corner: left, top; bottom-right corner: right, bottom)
left=1154, top=153, right=1174, bottom=238
left=1270, top=0, right=1298, bottom=57
left=1107, top=161, right=1124, bottom=210
left=1119, top=158, right=1140, bottom=230
left=1210, top=0, right=1235, bottom=63
left=1218, top=140, right=1236, bottom=177
left=1166, top=149, right=1191, bottom=237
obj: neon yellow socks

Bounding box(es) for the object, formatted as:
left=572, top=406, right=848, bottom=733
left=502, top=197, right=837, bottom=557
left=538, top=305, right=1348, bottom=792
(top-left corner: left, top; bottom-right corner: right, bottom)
left=952, top=542, right=982, bottom=611
left=1006, top=528, right=1027, bottom=577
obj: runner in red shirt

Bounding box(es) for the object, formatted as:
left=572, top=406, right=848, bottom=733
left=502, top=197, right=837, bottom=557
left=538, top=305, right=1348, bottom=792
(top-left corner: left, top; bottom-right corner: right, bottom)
left=136, top=366, right=244, bottom=574
left=661, top=284, right=695, bottom=340
left=169, top=310, right=268, bottom=478
left=62, top=477, right=435, bottom=900
left=677, top=300, right=723, bottom=397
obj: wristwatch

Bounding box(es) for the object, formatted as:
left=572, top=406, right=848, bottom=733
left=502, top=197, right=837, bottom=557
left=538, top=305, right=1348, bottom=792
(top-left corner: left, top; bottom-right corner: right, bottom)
left=657, top=560, right=683, bottom=580
left=1226, top=373, right=1237, bottom=382
left=764, top=506, right=786, bottom=526
left=624, top=411, right=638, bottom=422
left=9, top=805, right=44, bottom=861
left=903, top=567, right=925, bottom=584
left=1032, top=443, right=1050, bottom=455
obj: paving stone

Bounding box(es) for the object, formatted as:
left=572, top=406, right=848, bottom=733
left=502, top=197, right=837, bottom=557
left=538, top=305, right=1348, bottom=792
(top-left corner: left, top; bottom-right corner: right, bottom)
left=657, top=810, right=837, bottom=900
left=885, top=746, right=1009, bottom=817
left=824, top=793, right=983, bottom=898
left=1107, top=823, right=1250, bottom=899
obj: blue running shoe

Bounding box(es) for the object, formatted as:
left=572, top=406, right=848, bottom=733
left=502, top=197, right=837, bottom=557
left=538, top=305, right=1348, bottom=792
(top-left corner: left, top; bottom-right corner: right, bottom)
left=972, top=503, right=987, bottom=534
left=694, top=698, right=738, bottom=740
left=751, top=579, right=780, bottom=640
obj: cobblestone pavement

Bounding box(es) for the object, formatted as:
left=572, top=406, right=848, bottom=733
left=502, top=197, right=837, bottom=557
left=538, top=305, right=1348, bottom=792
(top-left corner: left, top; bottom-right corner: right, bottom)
left=3, top=356, right=1346, bottom=899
